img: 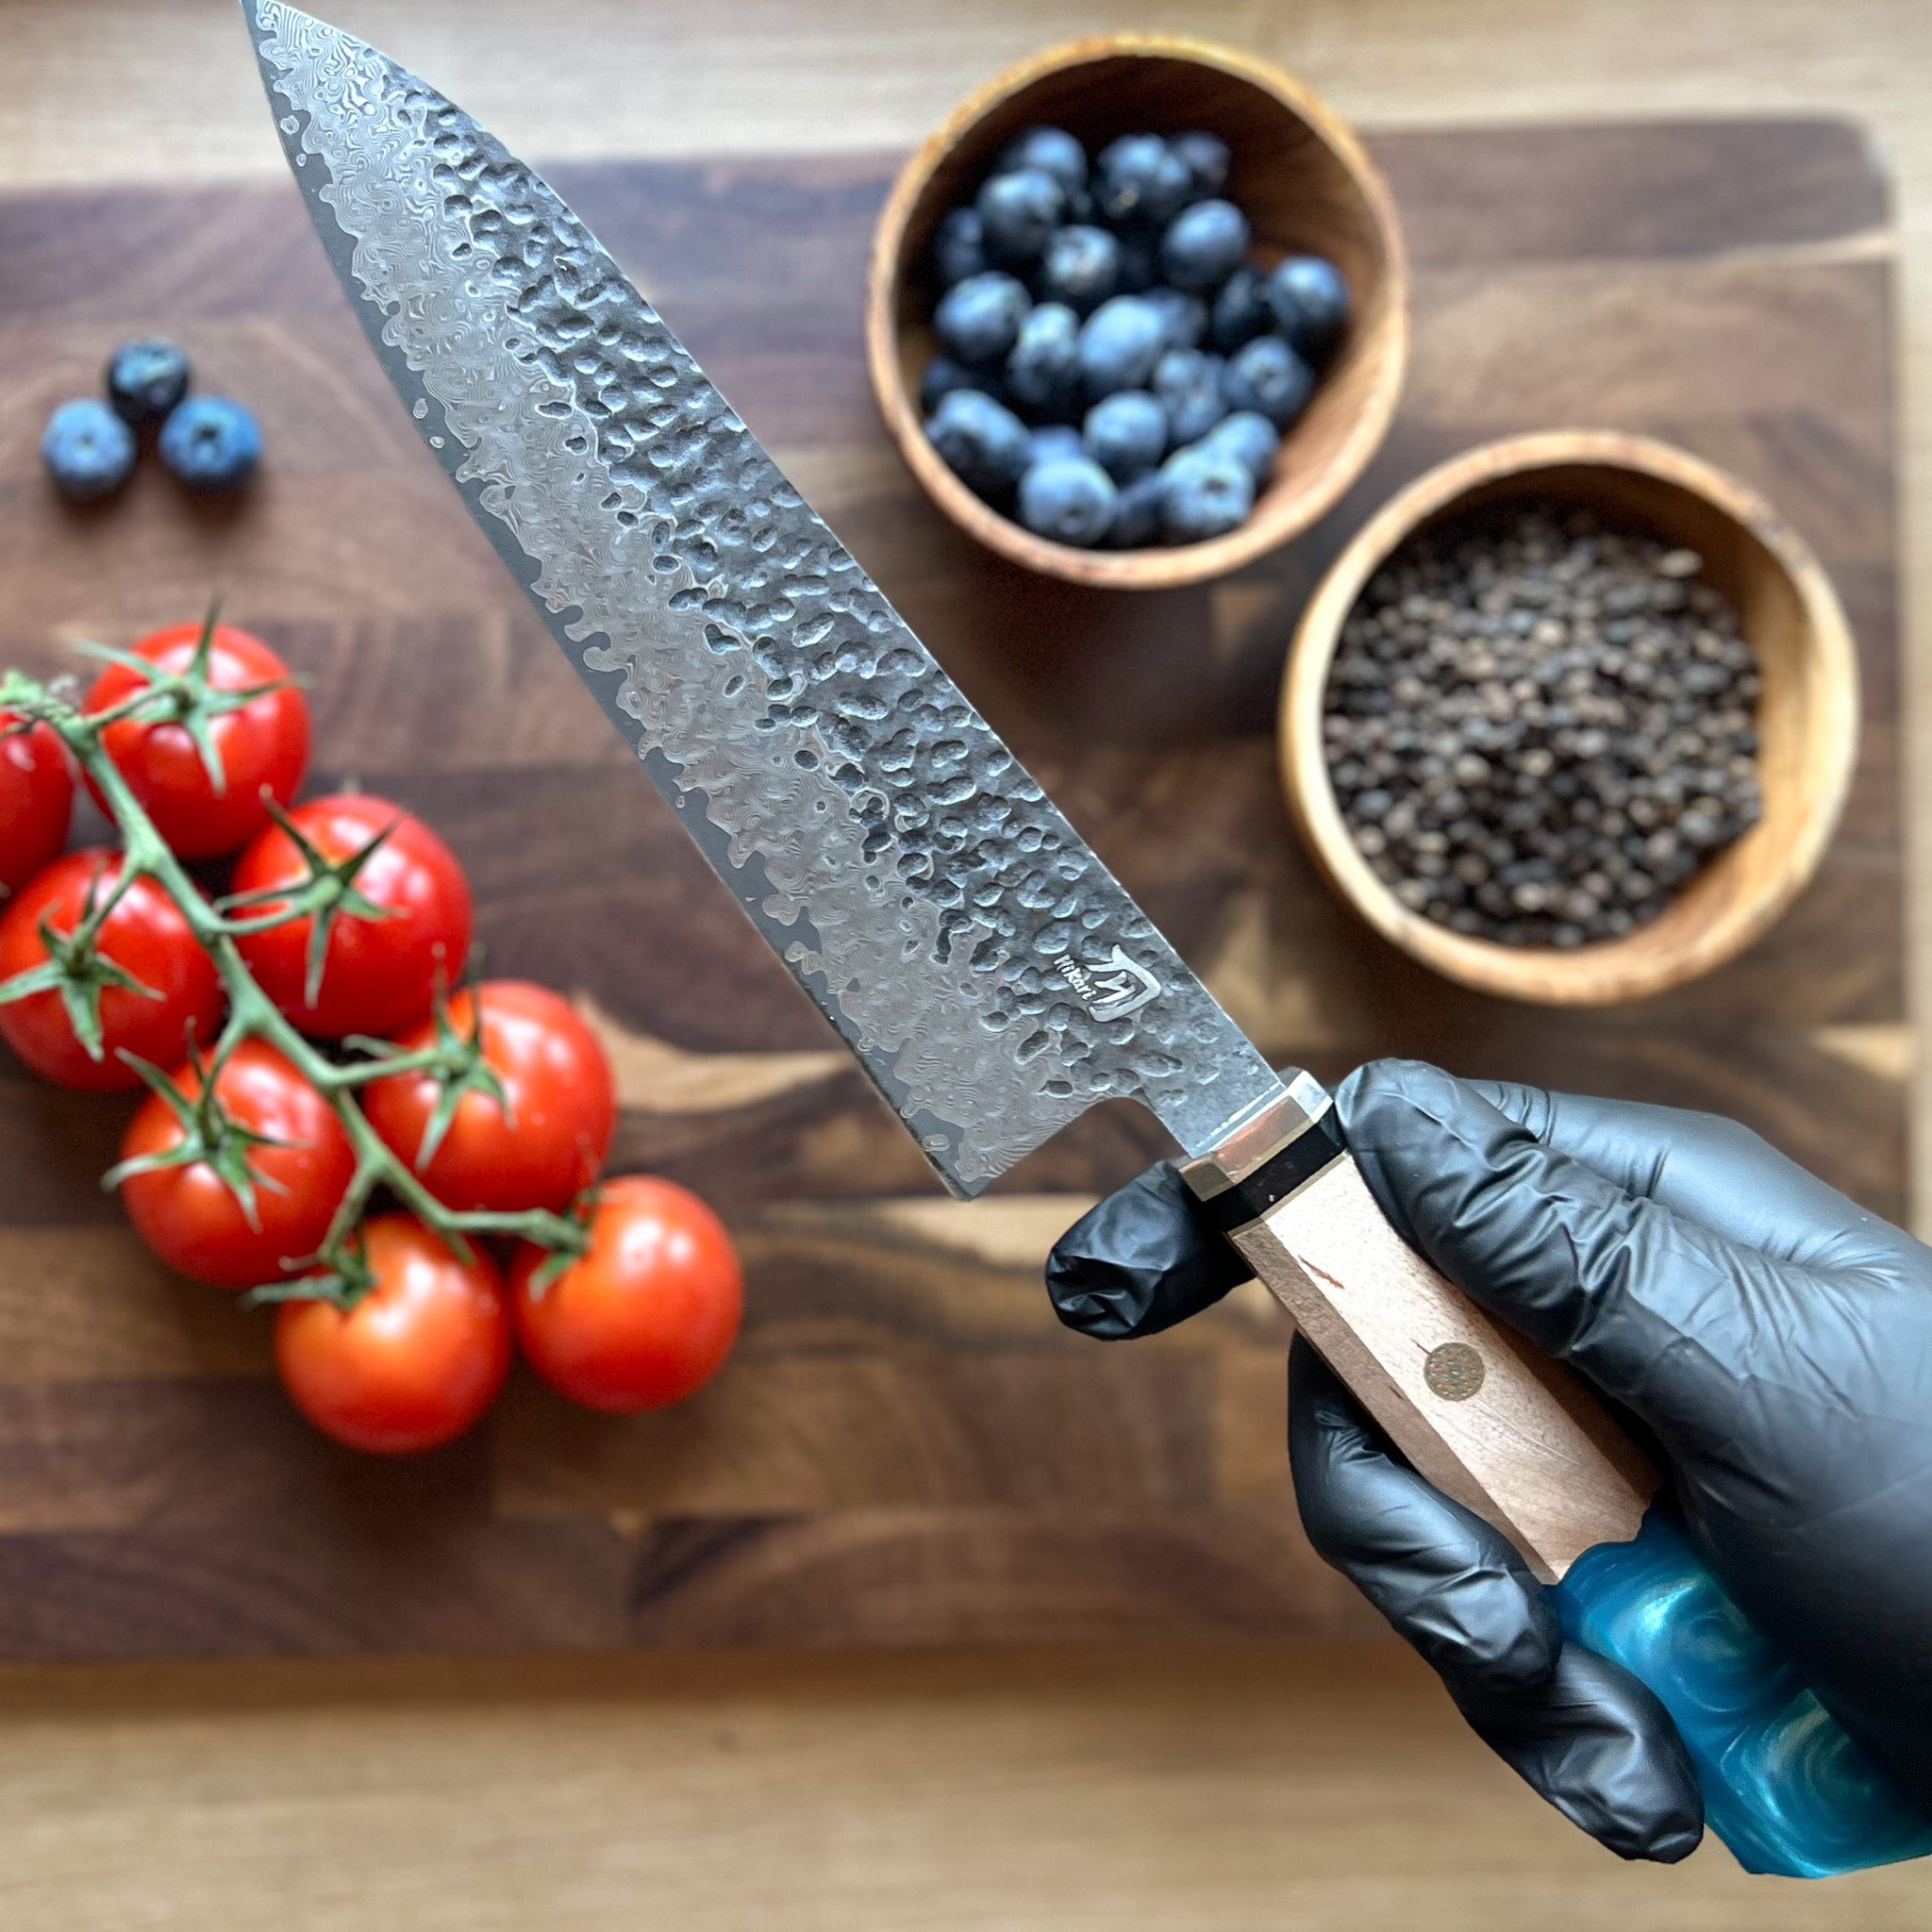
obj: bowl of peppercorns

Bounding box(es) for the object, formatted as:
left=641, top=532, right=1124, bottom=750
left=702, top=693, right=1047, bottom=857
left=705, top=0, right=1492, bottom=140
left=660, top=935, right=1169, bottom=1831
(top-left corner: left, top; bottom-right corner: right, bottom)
left=1281, top=431, right=1858, bottom=1005
left=866, top=35, right=1408, bottom=590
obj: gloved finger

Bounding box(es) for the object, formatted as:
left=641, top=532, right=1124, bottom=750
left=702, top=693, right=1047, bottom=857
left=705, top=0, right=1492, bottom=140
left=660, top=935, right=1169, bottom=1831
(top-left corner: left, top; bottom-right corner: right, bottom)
left=1291, top=1337, right=1703, bottom=1861
left=1469, top=1080, right=1887, bottom=1270
left=1335, top=1058, right=1815, bottom=1452
left=1045, top=1159, right=1250, bottom=1339
left=1289, top=1335, right=1559, bottom=1696
left=1453, top=1641, right=1705, bottom=1863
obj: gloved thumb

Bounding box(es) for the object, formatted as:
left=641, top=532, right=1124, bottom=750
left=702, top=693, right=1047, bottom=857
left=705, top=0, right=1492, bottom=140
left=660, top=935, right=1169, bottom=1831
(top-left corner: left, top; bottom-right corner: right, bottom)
left=1335, top=1059, right=1806, bottom=1466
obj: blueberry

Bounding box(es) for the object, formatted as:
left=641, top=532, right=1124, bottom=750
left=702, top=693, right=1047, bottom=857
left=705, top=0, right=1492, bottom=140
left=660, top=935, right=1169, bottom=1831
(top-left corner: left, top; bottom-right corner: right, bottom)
left=1264, top=255, right=1350, bottom=363
left=1159, top=198, right=1249, bottom=292
left=932, top=208, right=987, bottom=287
left=997, top=126, right=1087, bottom=199
left=158, top=394, right=261, bottom=491
left=1200, top=409, right=1281, bottom=482
left=1112, top=230, right=1160, bottom=294
left=1018, top=455, right=1117, bottom=547
left=1005, top=302, right=1082, bottom=419
left=107, top=338, right=191, bottom=427
left=1158, top=448, right=1255, bottom=542
left=1209, top=264, right=1271, bottom=353
left=1106, top=471, right=1166, bottom=549
left=934, top=271, right=1031, bottom=366
left=40, top=398, right=136, bottom=503
left=1153, top=347, right=1227, bottom=446
left=1082, top=391, right=1168, bottom=482
left=1093, top=135, right=1194, bottom=227
left=921, top=355, right=977, bottom=415
left=976, top=168, right=1064, bottom=265
left=925, top=389, right=1030, bottom=497
left=1172, top=131, right=1231, bottom=196
left=1221, top=334, right=1315, bottom=427
left=1143, top=287, right=1207, bottom=351
left=1029, top=424, right=1085, bottom=466
left=1076, top=295, right=1165, bottom=399
left=1036, top=225, right=1119, bottom=313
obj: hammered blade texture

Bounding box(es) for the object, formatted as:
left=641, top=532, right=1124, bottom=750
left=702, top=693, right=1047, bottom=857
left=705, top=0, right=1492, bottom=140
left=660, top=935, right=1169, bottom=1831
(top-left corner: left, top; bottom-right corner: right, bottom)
left=247, top=1, right=1285, bottom=1194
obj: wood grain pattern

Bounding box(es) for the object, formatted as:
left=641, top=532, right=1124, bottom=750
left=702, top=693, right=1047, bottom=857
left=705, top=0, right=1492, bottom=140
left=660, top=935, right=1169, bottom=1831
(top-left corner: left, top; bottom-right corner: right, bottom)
left=0, top=115, right=1901, bottom=1657
left=865, top=35, right=1409, bottom=588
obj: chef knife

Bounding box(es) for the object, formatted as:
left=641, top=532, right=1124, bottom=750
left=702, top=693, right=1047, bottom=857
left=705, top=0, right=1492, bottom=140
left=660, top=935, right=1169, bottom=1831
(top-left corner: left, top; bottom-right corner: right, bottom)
left=242, top=1, right=1929, bottom=1874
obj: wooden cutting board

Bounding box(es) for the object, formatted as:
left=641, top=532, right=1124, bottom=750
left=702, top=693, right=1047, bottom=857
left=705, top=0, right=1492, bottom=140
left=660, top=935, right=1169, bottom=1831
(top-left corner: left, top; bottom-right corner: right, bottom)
left=0, top=116, right=1900, bottom=1657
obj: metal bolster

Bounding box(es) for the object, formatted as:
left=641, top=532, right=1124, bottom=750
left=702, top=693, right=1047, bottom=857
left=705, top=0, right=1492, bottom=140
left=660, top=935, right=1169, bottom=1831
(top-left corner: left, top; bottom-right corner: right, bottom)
left=1178, top=1096, right=1349, bottom=1233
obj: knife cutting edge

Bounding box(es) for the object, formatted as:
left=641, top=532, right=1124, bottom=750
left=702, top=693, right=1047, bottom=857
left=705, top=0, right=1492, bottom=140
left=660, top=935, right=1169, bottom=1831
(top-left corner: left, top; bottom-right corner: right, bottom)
left=242, top=1, right=1932, bottom=1875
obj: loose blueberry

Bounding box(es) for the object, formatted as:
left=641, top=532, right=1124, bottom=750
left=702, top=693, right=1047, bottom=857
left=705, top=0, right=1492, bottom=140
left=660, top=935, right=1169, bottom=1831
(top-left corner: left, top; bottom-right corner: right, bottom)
left=976, top=168, right=1065, bottom=265
left=1264, top=255, right=1350, bottom=363
left=934, top=271, right=1031, bottom=366
left=1200, top=409, right=1281, bottom=482
left=1209, top=264, right=1272, bottom=354
left=1029, top=424, right=1085, bottom=467
left=158, top=395, right=262, bottom=491
left=107, top=338, right=191, bottom=427
left=1158, top=448, right=1255, bottom=542
left=1082, top=391, right=1168, bottom=482
left=1221, top=334, right=1315, bottom=428
left=932, top=208, right=987, bottom=287
left=1106, top=470, right=1166, bottom=549
left=1153, top=347, right=1227, bottom=447
left=925, top=389, right=1031, bottom=497
left=1159, top=198, right=1250, bottom=292
left=1172, top=131, right=1231, bottom=196
left=1018, top=455, right=1117, bottom=547
left=1143, top=287, right=1208, bottom=351
left=40, top=398, right=137, bottom=503
left=1005, top=302, right=1082, bottom=419
left=921, top=355, right=977, bottom=416
left=997, top=126, right=1088, bottom=199
left=1076, top=295, right=1166, bottom=399
left=1036, top=225, right=1120, bottom=313
left=1093, top=134, right=1194, bottom=227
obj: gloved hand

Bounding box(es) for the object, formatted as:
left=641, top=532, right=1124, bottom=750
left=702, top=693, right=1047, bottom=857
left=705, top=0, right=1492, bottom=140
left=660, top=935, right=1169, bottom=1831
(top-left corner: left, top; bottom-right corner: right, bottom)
left=1047, top=1058, right=1932, bottom=1862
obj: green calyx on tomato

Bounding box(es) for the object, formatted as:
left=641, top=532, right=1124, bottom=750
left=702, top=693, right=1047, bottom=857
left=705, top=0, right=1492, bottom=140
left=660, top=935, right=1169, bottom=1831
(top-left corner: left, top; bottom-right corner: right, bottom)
left=347, top=978, right=510, bottom=1173
left=106, top=1036, right=307, bottom=1234
left=0, top=858, right=158, bottom=1062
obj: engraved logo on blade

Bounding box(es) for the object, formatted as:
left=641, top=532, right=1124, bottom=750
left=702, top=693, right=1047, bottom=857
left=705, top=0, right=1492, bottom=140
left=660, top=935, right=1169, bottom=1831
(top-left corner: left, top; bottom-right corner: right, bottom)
left=1058, top=948, right=1162, bottom=1024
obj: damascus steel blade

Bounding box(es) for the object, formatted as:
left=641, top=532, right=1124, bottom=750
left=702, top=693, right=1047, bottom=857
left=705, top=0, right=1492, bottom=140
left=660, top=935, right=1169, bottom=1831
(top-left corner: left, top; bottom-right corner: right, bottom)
left=245, top=1, right=1296, bottom=1195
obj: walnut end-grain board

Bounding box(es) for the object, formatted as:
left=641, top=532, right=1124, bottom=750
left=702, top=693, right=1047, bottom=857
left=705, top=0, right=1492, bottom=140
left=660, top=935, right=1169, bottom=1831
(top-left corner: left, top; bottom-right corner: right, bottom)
left=0, top=117, right=1900, bottom=1657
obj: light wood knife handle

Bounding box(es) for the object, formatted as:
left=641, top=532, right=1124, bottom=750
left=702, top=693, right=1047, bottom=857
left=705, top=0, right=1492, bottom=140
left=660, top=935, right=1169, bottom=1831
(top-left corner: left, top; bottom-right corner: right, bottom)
left=1184, top=1100, right=1654, bottom=1583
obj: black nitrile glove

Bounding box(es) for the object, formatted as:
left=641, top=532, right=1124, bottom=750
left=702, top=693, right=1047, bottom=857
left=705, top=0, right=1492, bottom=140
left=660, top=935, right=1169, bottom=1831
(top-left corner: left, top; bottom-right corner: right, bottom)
left=1046, top=1058, right=1932, bottom=1862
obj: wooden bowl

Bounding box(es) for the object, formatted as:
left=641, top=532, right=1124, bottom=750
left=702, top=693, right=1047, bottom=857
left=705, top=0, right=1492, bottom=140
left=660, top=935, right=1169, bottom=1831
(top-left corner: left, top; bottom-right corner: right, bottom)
left=865, top=36, right=1409, bottom=591
left=1280, top=431, right=1858, bottom=1006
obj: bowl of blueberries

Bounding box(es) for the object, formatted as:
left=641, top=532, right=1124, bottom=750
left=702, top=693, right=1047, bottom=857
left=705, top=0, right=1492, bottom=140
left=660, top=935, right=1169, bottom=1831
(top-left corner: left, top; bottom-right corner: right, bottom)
left=866, top=35, right=1408, bottom=589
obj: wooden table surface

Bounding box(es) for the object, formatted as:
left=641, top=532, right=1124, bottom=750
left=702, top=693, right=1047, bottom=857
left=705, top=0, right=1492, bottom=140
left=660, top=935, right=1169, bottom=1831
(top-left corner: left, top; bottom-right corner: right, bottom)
left=3, top=1, right=1932, bottom=1926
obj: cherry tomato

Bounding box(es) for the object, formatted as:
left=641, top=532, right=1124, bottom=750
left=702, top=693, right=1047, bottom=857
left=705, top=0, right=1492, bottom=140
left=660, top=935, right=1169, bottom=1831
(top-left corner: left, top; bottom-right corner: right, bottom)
left=0, top=849, right=223, bottom=1091
left=230, top=794, right=473, bottom=1040
left=362, top=980, right=615, bottom=1214
left=510, top=1176, right=741, bottom=1413
left=275, top=1213, right=510, bottom=1454
left=0, top=712, right=73, bottom=895
left=117, top=1040, right=356, bottom=1290
left=84, top=622, right=309, bottom=859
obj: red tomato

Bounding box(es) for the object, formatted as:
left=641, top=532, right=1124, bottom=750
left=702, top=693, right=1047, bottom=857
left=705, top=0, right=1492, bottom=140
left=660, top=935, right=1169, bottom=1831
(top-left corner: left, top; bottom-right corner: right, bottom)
left=230, top=794, right=473, bottom=1040
left=362, top=980, right=615, bottom=1213
left=0, top=850, right=223, bottom=1091
left=117, top=1040, right=356, bottom=1290
left=275, top=1214, right=510, bottom=1454
left=0, top=712, right=73, bottom=895
left=510, top=1176, right=741, bottom=1413
left=84, top=622, right=309, bottom=859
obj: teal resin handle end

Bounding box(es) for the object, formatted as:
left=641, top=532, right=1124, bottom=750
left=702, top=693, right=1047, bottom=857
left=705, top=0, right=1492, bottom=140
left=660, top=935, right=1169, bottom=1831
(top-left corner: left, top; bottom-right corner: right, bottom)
left=1554, top=1509, right=1932, bottom=1877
